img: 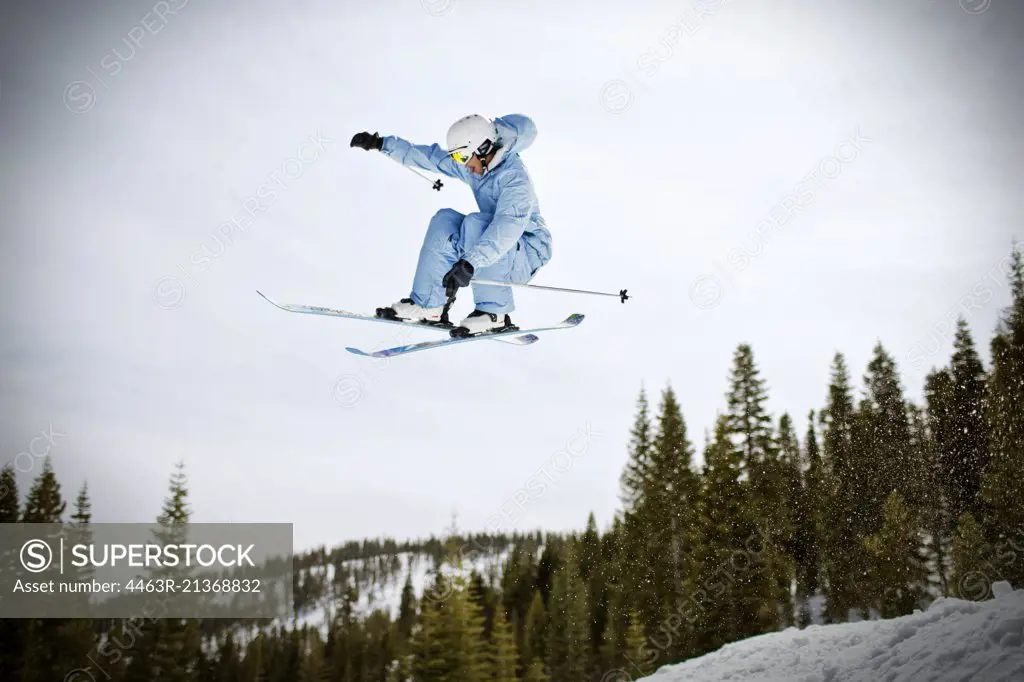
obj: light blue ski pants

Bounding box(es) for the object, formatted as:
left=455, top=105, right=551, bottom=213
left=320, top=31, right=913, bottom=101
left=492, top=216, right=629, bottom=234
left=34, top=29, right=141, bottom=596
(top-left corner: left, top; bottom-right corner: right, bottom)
left=409, top=209, right=537, bottom=315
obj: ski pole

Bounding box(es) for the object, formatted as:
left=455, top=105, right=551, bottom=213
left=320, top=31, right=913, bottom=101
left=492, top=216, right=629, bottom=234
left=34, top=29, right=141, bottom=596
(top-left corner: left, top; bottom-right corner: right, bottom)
left=403, top=165, right=444, bottom=191
left=439, top=290, right=458, bottom=325
left=470, top=278, right=629, bottom=303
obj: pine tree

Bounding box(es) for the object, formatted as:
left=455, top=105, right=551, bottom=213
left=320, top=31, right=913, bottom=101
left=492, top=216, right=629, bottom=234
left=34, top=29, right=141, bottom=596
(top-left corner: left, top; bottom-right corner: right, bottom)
left=20, top=477, right=96, bottom=682
left=724, top=345, right=777, bottom=497
left=980, top=246, right=1024, bottom=586
left=619, top=384, right=699, bottom=660
left=579, top=512, right=600, bottom=579
left=18, top=458, right=76, bottom=680
left=498, top=545, right=537, bottom=644
left=924, top=318, right=989, bottom=594
left=847, top=345, right=923, bottom=615
left=278, top=626, right=304, bottom=682
left=522, top=589, right=547, bottom=670
left=299, top=629, right=327, bottom=682
left=522, top=657, right=550, bottom=682
left=368, top=608, right=401, bottom=682
left=21, top=456, right=66, bottom=522
left=488, top=605, right=518, bottom=682
left=327, top=585, right=360, bottom=681
left=721, top=345, right=787, bottom=634
left=397, top=571, right=417, bottom=641
left=535, top=538, right=562, bottom=604
left=598, top=585, right=624, bottom=674
left=691, top=415, right=774, bottom=655
left=595, top=521, right=627, bottom=673
left=863, top=492, right=929, bottom=617
left=68, top=482, right=94, bottom=586
left=617, top=385, right=659, bottom=645
left=191, top=639, right=212, bottom=682
left=819, top=353, right=868, bottom=622
left=943, top=319, right=989, bottom=520
left=468, top=569, right=495, bottom=642
left=691, top=415, right=741, bottom=653
left=212, top=632, right=242, bottom=682
left=57, top=484, right=98, bottom=671
left=622, top=608, right=653, bottom=680
left=579, top=511, right=612, bottom=669
left=648, top=384, right=700, bottom=658
left=458, top=572, right=490, bottom=682
left=0, top=465, right=24, bottom=681
left=724, top=345, right=775, bottom=455
left=412, top=571, right=452, bottom=682
left=412, top=542, right=489, bottom=682
left=619, top=385, right=653, bottom=510
left=125, top=461, right=201, bottom=682
left=859, top=342, right=917, bottom=522
left=157, top=463, right=202, bottom=682
left=411, top=573, right=445, bottom=679
left=239, top=632, right=268, bottom=682
left=545, top=546, right=590, bottom=682
left=0, top=465, right=18, bottom=523
left=912, top=397, right=951, bottom=597
left=950, top=512, right=993, bottom=601
left=775, top=413, right=802, bottom=627
left=386, top=655, right=413, bottom=682
left=794, top=411, right=822, bottom=627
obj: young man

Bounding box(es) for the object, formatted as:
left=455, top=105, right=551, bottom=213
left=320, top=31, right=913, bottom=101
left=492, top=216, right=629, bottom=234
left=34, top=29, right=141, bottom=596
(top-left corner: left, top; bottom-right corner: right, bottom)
left=349, top=114, right=552, bottom=335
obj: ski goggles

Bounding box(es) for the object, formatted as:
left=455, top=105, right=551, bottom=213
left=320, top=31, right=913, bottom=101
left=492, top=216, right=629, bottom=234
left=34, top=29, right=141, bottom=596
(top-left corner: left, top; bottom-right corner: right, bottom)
left=448, top=139, right=496, bottom=165
left=448, top=147, right=470, bottom=164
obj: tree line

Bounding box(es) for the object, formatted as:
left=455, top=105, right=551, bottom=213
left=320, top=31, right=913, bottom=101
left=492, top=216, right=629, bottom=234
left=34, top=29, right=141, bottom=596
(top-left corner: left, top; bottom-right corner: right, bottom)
left=0, top=248, right=1021, bottom=681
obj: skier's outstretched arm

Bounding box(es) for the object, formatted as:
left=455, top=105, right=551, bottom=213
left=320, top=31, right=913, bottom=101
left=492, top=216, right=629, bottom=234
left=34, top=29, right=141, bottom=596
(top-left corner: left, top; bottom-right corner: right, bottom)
left=463, top=172, right=534, bottom=270
left=380, top=135, right=470, bottom=182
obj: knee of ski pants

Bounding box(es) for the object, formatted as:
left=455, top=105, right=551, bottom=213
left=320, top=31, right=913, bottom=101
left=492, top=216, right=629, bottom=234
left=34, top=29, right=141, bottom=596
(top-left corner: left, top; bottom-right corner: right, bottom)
left=425, top=208, right=464, bottom=253
left=457, top=212, right=493, bottom=252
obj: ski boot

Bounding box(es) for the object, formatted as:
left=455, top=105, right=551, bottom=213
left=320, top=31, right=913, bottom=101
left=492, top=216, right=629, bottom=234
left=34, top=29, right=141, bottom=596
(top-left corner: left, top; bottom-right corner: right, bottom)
left=451, top=310, right=519, bottom=338
left=377, top=298, right=451, bottom=328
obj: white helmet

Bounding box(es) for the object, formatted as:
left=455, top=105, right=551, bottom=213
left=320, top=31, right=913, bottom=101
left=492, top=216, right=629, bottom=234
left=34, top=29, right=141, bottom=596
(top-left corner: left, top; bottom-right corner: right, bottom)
left=446, top=114, right=500, bottom=164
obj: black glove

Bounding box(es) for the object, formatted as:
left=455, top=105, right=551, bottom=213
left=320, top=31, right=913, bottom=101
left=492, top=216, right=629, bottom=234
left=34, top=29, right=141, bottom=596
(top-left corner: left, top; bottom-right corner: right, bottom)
left=442, top=259, right=474, bottom=296
left=350, top=131, right=383, bottom=151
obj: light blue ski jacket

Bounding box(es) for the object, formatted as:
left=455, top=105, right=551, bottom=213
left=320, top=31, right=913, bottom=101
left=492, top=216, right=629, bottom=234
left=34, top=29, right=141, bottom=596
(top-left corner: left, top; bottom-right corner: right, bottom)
left=380, top=114, right=552, bottom=274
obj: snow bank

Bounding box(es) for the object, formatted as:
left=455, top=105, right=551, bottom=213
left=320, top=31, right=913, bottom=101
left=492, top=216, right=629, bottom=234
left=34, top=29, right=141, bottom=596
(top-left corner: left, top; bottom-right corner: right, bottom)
left=641, top=581, right=1024, bottom=682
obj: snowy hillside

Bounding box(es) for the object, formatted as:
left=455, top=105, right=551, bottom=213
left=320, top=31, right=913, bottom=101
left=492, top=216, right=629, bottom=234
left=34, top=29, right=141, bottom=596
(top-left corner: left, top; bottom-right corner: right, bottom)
left=286, top=546, right=517, bottom=631
left=637, top=582, right=1024, bottom=682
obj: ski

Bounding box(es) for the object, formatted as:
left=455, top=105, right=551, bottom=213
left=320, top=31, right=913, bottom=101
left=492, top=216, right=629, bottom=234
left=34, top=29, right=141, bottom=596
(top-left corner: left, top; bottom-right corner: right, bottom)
left=256, top=291, right=532, bottom=346
left=345, top=314, right=584, bottom=358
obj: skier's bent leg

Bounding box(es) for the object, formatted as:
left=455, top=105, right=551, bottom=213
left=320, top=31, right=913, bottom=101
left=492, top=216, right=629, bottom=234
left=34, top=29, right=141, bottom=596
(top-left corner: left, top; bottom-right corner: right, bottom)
left=471, top=258, right=516, bottom=314
left=410, top=208, right=463, bottom=308
left=457, top=212, right=533, bottom=315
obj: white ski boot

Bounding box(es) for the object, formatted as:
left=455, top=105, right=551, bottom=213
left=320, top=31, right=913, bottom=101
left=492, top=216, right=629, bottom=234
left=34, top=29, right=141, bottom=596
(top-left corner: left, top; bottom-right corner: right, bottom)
left=377, top=298, right=445, bottom=324
left=451, top=309, right=517, bottom=337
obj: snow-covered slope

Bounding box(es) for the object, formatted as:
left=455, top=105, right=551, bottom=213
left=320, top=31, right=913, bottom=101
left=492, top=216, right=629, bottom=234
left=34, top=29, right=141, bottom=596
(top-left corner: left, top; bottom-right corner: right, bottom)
left=639, top=581, right=1024, bottom=682
left=284, top=545, right=517, bottom=632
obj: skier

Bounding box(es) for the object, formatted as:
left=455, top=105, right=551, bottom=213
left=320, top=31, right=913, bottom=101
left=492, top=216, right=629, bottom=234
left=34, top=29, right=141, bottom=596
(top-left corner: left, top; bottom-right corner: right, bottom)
left=349, top=113, right=552, bottom=335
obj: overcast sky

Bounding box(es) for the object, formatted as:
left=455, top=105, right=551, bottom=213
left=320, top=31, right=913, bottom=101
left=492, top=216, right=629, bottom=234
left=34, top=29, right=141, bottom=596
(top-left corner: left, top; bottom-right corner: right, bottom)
left=1, top=0, right=1022, bottom=552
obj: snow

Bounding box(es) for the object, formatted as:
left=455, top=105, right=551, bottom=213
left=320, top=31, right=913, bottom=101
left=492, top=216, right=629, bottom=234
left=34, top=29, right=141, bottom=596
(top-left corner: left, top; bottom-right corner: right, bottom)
left=274, top=546, right=516, bottom=633
left=640, top=582, right=1024, bottom=682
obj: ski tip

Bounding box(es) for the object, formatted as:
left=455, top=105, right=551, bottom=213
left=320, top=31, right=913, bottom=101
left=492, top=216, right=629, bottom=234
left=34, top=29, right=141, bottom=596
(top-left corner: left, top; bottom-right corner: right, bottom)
left=257, top=290, right=288, bottom=311
left=347, top=346, right=406, bottom=358
left=566, top=313, right=585, bottom=325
